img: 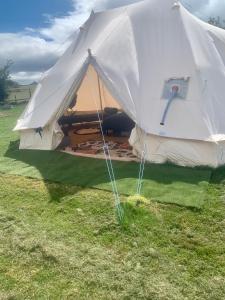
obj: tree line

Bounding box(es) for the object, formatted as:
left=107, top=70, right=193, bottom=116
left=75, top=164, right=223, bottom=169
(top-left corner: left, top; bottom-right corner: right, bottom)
left=0, top=60, right=19, bottom=103
left=208, top=16, right=225, bottom=29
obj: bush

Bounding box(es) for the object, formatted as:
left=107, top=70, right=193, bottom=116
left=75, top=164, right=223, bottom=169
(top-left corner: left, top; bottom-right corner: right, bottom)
left=0, top=61, right=13, bottom=103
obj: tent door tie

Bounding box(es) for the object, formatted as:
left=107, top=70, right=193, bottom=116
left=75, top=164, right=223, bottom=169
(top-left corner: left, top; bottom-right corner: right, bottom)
left=35, top=127, right=43, bottom=138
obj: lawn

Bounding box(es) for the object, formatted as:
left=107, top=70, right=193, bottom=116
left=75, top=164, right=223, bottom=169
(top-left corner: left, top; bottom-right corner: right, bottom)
left=0, top=105, right=211, bottom=208
left=0, top=105, right=225, bottom=299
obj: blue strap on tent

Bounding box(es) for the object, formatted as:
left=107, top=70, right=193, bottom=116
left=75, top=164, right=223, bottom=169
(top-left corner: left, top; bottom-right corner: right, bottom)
left=160, top=88, right=178, bottom=126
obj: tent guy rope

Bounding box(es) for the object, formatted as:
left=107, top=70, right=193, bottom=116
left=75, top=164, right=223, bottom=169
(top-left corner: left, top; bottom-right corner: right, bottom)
left=86, top=53, right=124, bottom=223
left=87, top=48, right=148, bottom=219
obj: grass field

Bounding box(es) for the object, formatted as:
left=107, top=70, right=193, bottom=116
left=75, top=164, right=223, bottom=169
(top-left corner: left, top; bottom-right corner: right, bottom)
left=0, top=106, right=211, bottom=208
left=0, top=105, right=225, bottom=299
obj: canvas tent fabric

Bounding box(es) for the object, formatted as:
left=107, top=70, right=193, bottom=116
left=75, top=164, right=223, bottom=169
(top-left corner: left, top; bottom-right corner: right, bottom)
left=75, top=65, right=121, bottom=112
left=129, top=127, right=225, bottom=167
left=15, top=0, right=225, bottom=167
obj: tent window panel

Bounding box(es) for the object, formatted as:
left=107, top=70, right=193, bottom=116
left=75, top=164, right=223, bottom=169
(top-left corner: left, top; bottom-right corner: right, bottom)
left=160, top=78, right=190, bottom=126
left=162, top=78, right=190, bottom=100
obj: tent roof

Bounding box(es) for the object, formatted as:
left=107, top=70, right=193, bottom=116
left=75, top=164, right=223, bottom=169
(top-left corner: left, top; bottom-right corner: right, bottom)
left=15, top=0, right=225, bottom=142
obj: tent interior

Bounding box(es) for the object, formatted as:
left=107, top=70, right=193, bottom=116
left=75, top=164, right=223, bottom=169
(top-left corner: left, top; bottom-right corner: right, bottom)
left=57, top=65, right=137, bottom=161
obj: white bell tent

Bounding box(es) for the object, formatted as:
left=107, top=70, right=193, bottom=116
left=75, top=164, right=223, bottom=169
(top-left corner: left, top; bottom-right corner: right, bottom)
left=15, top=0, right=225, bottom=167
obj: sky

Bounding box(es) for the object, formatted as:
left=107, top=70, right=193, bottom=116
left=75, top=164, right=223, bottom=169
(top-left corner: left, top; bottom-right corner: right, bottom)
left=0, top=0, right=224, bottom=84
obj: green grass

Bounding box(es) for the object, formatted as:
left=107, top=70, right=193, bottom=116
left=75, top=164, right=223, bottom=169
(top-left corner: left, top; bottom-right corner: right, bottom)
left=0, top=105, right=225, bottom=299
left=0, top=105, right=211, bottom=208
left=0, top=174, right=225, bottom=299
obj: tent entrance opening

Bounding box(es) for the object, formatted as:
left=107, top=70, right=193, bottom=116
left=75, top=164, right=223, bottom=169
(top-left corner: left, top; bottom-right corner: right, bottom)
left=58, top=65, right=136, bottom=161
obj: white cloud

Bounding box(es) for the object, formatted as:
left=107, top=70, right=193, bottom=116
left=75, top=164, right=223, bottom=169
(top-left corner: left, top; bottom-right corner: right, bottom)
left=0, top=0, right=224, bottom=84
left=201, top=0, right=225, bottom=19
left=0, top=0, right=92, bottom=84
left=0, top=33, right=60, bottom=71
left=11, top=71, right=43, bottom=84
left=183, top=0, right=225, bottom=20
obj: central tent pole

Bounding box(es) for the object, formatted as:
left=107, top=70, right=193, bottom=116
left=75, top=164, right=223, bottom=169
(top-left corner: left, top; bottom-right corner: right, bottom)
left=97, top=73, right=104, bottom=119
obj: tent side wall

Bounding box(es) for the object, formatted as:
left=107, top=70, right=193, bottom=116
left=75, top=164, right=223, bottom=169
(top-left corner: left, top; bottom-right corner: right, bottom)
left=19, top=121, right=225, bottom=167
left=19, top=122, right=63, bottom=150
left=130, top=126, right=225, bottom=168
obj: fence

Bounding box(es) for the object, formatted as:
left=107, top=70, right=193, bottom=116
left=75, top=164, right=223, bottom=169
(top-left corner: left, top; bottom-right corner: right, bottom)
left=6, top=85, right=36, bottom=104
